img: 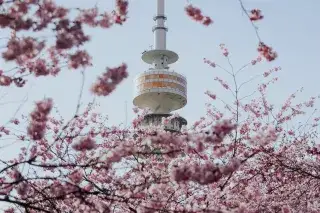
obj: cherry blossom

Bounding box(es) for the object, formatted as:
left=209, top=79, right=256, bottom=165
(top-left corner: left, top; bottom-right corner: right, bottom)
left=91, top=63, right=128, bottom=96
left=258, top=42, right=278, bottom=61
left=250, top=9, right=264, bottom=21
left=72, top=137, right=96, bottom=151
left=27, top=98, right=53, bottom=140
left=185, top=4, right=213, bottom=26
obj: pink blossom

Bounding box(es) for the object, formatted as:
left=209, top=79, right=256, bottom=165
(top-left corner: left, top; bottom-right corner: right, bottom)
left=10, top=119, right=20, bottom=125
left=68, top=170, right=83, bottom=184
left=11, top=169, right=23, bottom=181
left=27, top=98, right=53, bottom=140
left=17, top=182, right=29, bottom=198
left=185, top=5, right=213, bottom=26
left=222, top=49, right=229, bottom=57
left=76, top=7, right=98, bottom=27
left=98, top=12, right=112, bottom=28
left=203, top=58, right=216, bottom=68
left=68, top=50, right=92, bottom=69
left=72, top=137, right=96, bottom=151
left=212, top=119, right=236, bottom=137
left=28, top=59, right=50, bottom=76
left=250, top=9, right=264, bottom=21
left=282, top=207, right=291, bottom=213
left=257, top=42, right=277, bottom=61
left=170, top=161, right=223, bottom=185
left=91, top=63, right=128, bottom=96
left=205, top=90, right=216, bottom=100
left=0, top=75, right=12, bottom=86
left=4, top=208, right=15, bottom=213
left=220, top=159, right=241, bottom=175
left=2, top=37, right=45, bottom=65
left=214, top=77, right=229, bottom=90
left=55, top=21, right=90, bottom=49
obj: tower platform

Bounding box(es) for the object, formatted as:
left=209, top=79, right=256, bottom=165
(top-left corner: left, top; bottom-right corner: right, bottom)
left=133, top=69, right=187, bottom=113
left=142, top=49, right=179, bottom=65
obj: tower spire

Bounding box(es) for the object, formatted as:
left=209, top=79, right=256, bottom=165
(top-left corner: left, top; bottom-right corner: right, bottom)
left=153, top=0, right=167, bottom=50
left=141, top=0, right=178, bottom=67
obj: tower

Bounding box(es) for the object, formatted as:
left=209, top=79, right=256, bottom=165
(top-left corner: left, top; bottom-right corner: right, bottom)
left=133, top=0, right=187, bottom=132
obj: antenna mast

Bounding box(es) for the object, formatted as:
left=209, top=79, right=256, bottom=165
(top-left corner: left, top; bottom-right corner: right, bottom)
left=153, top=0, right=167, bottom=50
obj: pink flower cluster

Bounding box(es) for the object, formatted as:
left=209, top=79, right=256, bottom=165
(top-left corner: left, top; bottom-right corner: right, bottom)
left=0, top=126, right=11, bottom=135
left=205, top=90, right=216, bottom=100
left=249, top=127, right=278, bottom=146
left=0, top=1, right=33, bottom=31
left=76, top=8, right=99, bottom=27
left=185, top=5, right=213, bottom=26
left=106, top=143, right=134, bottom=164
left=0, top=73, right=12, bottom=86
left=220, top=44, right=229, bottom=57
left=171, top=160, right=240, bottom=185
left=91, top=63, right=128, bottom=96
left=76, top=4, right=127, bottom=28
left=206, top=105, right=223, bottom=121
left=132, top=108, right=150, bottom=128
left=307, top=146, right=320, bottom=156
left=203, top=58, right=216, bottom=67
left=249, top=9, right=264, bottom=21
left=4, top=208, right=15, bottom=213
left=210, top=119, right=236, bottom=141
left=214, top=77, right=229, bottom=90
left=55, top=20, right=89, bottom=50
left=303, top=96, right=316, bottom=107
left=2, top=37, right=45, bottom=65
left=16, top=182, right=30, bottom=198
left=10, top=118, right=20, bottom=125
left=27, top=59, right=50, bottom=76
left=11, top=169, right=23, bottom=181
left=263, top=66, right=281, bottom=77
left=34, top=0, right=69, bottom=31
left=192, top=117, right=206, bottom=129
left=68, top=170, right=83, bottom=184
left=193, top=119, right=235, bottom=144
left=170, top=162, right=221, bottom=184
left=257, top=42, right=278, bottom=61
left=72, top=137, right=96, bottom=151
left=114, top=0, right=129, bottom=25
left=251, top=56, right=262, bottom=65
left=68, top=50, right=92, bottom=69
left=27, top=98, right=53, bottom=140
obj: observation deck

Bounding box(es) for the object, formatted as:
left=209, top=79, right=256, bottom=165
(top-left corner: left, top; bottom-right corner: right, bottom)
left=133, top=69, right=187, bottom=114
